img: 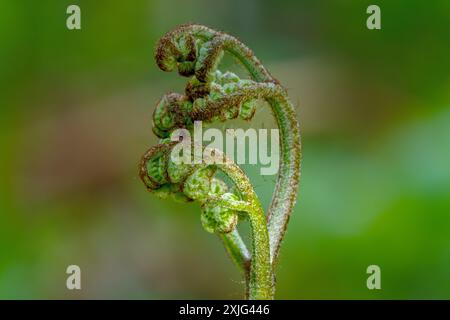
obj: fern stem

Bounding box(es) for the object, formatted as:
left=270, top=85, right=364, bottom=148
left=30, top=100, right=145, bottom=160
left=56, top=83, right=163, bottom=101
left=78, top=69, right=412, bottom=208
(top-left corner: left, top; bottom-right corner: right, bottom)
left=219, top=230, right=251, bottom=276
left=217, top=161, right=274, bottom=299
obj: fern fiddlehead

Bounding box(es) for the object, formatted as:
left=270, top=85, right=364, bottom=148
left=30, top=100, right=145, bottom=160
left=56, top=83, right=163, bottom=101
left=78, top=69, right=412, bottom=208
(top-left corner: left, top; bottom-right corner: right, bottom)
left=140, top=24, right=301, bottom=299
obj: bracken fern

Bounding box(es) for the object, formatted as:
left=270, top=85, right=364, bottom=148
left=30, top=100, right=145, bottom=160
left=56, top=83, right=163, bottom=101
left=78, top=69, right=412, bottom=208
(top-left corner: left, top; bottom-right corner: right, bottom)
left=139, top=24, right=301, bottom=300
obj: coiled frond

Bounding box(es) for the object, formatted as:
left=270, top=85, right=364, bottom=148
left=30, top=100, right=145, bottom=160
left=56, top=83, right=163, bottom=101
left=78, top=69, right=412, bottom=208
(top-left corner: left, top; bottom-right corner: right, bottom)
left=140, top=24, right=301, bottom=299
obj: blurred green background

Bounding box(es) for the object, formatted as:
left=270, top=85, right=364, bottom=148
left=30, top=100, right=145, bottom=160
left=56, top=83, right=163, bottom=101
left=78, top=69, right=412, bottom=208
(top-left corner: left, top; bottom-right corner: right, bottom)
left=1, top=0, right=449, bottom=299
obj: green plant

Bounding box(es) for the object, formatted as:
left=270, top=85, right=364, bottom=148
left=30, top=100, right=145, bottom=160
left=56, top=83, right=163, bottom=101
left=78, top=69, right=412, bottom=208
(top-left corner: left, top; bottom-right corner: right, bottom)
left=139, top=24, right=301, bottom=300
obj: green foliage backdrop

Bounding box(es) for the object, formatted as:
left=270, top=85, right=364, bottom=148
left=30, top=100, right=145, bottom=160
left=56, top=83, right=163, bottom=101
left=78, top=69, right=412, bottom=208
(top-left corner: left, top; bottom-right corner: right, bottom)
left=0, top=0, right=449, bottom=299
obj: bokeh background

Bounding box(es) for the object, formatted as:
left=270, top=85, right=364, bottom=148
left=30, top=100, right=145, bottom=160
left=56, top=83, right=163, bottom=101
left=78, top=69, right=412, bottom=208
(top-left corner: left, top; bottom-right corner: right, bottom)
left=1, top=0, right=449, bottom=299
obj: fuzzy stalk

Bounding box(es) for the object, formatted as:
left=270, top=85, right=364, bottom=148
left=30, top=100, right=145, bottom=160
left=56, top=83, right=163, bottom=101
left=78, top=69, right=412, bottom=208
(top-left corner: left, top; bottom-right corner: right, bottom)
left=219, top=230, right=251, bottom=276
left=216, top=162, right=274, bottom=299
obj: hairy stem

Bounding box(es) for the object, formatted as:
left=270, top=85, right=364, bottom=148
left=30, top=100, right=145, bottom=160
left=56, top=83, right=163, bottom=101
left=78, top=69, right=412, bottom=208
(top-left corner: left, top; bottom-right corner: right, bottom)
left=266, top=98, right=301, bottom=263
left=217, top=162, right=274, bottom=300
left=219, top=230, right=251, bottom=276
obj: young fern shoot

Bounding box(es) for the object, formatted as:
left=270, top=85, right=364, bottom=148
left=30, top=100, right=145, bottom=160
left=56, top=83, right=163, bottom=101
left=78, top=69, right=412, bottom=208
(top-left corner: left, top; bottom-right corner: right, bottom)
left=139, top=24, right=301, bottom=300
